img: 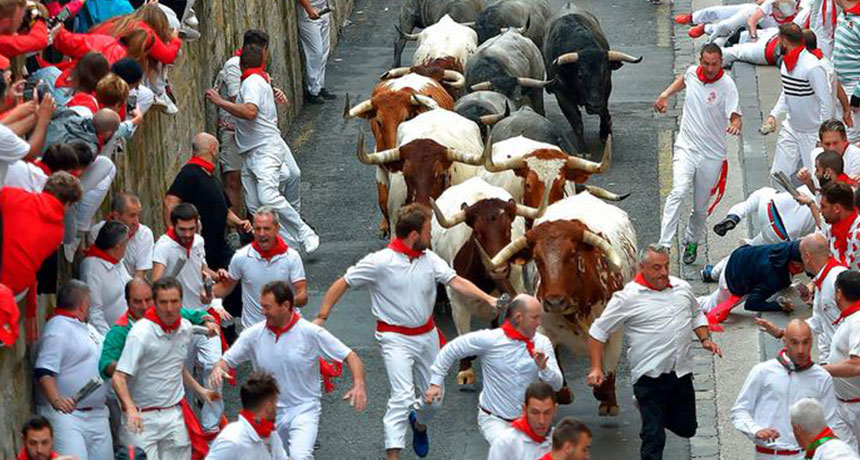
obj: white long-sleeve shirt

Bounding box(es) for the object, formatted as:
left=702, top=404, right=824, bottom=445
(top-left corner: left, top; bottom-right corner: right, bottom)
left=429, top=328, right=563, bottom=420
left=486, top=427, right=551, bottom=460
left=589, top=276, right=708, bottom=384
left=205, top=416, right=288, bottom=460
left=731, top=359, right=847, bottom=452
left=79, top=255, right=131, bottom=335
left=770, top=48, right=833, bottom=131
left=808, top=263, right=846, bottom=362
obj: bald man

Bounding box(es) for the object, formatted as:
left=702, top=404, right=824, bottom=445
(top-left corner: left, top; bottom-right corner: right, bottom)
left=424, top=294, right=563, bottom=444
left=732, top=319, right=848, bottom=459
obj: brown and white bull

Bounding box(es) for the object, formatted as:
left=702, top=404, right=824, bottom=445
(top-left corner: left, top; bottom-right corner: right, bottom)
left=380, top=63, right=467, bottom=100
left=430, top=176, right=549, bottom=384
left=480, top=192, right=637, bottom=414
left=345, top=73, right=454, bottom=237
left=395, top=14, right=478, bottom=73
left=355, top=109, right=485, bottom=231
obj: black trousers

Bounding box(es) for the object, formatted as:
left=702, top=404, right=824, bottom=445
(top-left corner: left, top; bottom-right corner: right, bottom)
left=633, top=372, right=698, bottom=460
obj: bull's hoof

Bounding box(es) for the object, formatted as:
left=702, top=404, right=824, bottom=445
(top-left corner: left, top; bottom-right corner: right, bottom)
left=456, top=368, right=476, bottom=386
left=556, top=386, right=574, bottom=405
left=598, top=402, right=620, bottom=416
left=377, top=219, right=390, bottom=240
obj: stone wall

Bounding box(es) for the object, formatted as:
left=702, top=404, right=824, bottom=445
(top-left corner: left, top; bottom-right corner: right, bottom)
left=0, top=0, right=354, bottom=454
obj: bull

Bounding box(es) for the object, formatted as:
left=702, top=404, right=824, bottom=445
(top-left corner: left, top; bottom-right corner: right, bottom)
left=486, top=105, right=567, bottom=148
left=454, top=91, right=513, bottom=138
left=543, top=4, right=642, bottom=152
left=466, top=29, right=551, bottom=114
left=480, top=192, right=637, bottom=414
left=380, top=63, right=467, bottom=100
left=473, top=0, right=551, bottom=50
left=395, top=0, right=485, bottom=67
left=395, top=14, right=478, bottom=73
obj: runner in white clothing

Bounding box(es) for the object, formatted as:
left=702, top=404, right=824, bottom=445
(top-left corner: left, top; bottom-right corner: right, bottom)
left=682, top=0, right=800, bottom=41
left=315, top=203, right=497, bottom=460
left=80, top=221, right=132, bottom=335
left=205, top=373, right=288, bottom=460
left=790, top=398, right=860, bottom=460
left=655, top=43, right=742, bottom=264
left=486, top=381, right=556, bottom=460
left=89, top=191, right=154, bottom=278
left=802, top=120, right=860, bottom=181
left=424, top=294, right=563, bottom=444
left=297, top=0, right=335, bottom=104
left=710, top=185, right=815, bottom=248
left=822, top=270, right=860, bottom=448
left=210, top=280, right=366, bottom=460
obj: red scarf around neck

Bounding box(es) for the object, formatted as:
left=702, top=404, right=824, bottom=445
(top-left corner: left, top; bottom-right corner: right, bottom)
left=696, top=65, right=724, bottom=84
left=805, top=427, right=837, bottom=459
left=837, top=173, right=857, bottom=186
left=17, top=449, right=58, bottom=460
left=144, top=306, right=181, bottom=333
left=388, top=238, right=424, bottom=260
left=241, top=67, right=270, bottom=83
left=633, top=272, right=672, bottom=291
left=67, top=91, right=100, bottom=115
left=776, top=347, right=813, bottom=373
left=233, top=48, right=243, bottom=57
left=834, top=300, right=860, bottom=325
left=783, top=45, right=804, bottom=72
left=30, top=160, right=51, bottom=176
left=501, top=320, right=535, bottom=357
left=511, top=413, right=547, bottom=444
left=267, top=310, right=299, bottom=342
left=535, top=454, right=554, bottom=460
left=846, top=1, right=860, bottom=15
left=252, top=236, right=289, bottom=261
left=240, top=409, right=275, bottom=438
left=52, top=308, right=81, bottom=322
left=810, top=48, right=824, bottom=59
left=830, top=210, right=858, bottom=263
left=814, top=257, right=845, bottom=290
left=187, top=156, right=215, bottom=174
left=84, top=245, right=120, bottom=265
left=167, top=227, right=193, bottom=257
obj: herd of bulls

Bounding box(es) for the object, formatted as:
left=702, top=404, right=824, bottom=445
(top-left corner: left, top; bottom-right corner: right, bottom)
left=343, top=0, right=645, bottom=415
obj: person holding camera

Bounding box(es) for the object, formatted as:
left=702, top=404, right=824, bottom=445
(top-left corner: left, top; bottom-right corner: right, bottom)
left=296, top=0, right=334, bottom=104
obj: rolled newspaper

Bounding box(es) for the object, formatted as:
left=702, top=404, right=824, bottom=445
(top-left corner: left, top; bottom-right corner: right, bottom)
left=73, top=377, right=103, bottom=404
left=759, top=120, right=776, bottom=135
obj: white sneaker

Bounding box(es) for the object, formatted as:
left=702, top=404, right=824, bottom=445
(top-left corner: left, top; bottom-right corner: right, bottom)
left=184, top=9, right=198, bottom=28
left=179, top=26, right=200, bottom=41
left=303, top=232, right=320, bottom=254
left=63, top=239, right=79, bottom=263
left=152, top=92, right=179, bottom=115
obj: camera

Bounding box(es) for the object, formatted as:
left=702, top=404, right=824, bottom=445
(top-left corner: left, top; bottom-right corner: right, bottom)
left=126, top=93, right=138, bottom=117
left=23, top=80, right=50, bottom=103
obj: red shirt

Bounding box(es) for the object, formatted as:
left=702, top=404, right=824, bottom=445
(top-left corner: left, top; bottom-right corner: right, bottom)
left=0, top=21, right=48, bottom=58
left=0, top=188, right=66, bottom=294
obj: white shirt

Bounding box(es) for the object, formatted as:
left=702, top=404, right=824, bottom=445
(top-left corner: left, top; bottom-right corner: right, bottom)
left=215, top=56, right=241, bottom=130
left=429, top=328, right=563, bottom=420
left=676, top=65, right=741, bottom=160
left=827, top=312, right=860, bottom=399
left=0, top=124, right=32, bottom=186
left=809, top=264, right=846, bottom=362
left=90, top=221, right=154, bottom=275
left=227, top=244, right=306, bottom=329
left=824, top=214, right=860, bottom=270
left=205, top=416, right=288, bottom=460
left=344, top=248, right=457, bottom=327
left=486, top=427, right=552, bottom=460
left=79, top=255, right=131, bottom=335
left=761, top=186, right=816, bottom=241
left=4, top=160, right=47, bottom=191
left=731, top=359, right=845, bottom=452
left=813, top=145, right=860, bottom=178
left=812, top=438, right=860, bottom=460
left=589, top=277, right=708, bottom=384
left=116, top=318, right=192, bottom=409
left=770, top=49, right=833, bottom=131
left=153, top=234, right=207, bottom=311
left=223, top=318, right=352, bottom=409
left=236, top=74, right=281, bottom=153
left=35, top=316, right=106, bottom=408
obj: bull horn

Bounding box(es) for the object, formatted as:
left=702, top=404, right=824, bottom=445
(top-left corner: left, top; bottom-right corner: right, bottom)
left=410, top=92, right=439, bottom=110
left=515, top=181, right=551, bottom=219
left=566, top=134, right=611, bottom=173
left=479, top=101, right=511, bottom=126
left=459, top=21, right=475, bottom=28
left=501, top=15, right=530, bottom=34
left=470, top=81, right=493, bottom=91
left=381, top=67, right=411, bottom=80
left=447, top=147, right=484, bottom=165
left=431, top=198, right=466, bottom=228
left=582, top=230, right=623, bottom=272
left=488, top=235, right=529, bottom=269
left=395, top=25, right=420, bottom=41
left=516, top=77, right=554, bottom=88
left=574, top=184, right=630, bottom=201
left=607, top=51, right=643, bottom=63
left=355, top=131, right=401, bottom=165
left=482, top=133, right=527, bottom=172
left=442, top=70, right=466, bottom=89
left=345, top=95, right=374, bottom=119
left=553, top=52, right=579, bottom=66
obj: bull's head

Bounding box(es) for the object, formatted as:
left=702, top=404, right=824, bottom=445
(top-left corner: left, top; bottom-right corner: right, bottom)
left=479, top=219, right=623, bottom=316
left=344, top=91, right=444, bottom=150
left=355, top=131, right=484, bottom=205
left=469, top=77, right=553, bottom=107
left=552, top=50, right=642, bottom=114
left=380, top=65, right=465, bottom=89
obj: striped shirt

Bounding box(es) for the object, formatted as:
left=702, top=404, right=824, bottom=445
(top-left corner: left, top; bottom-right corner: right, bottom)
left=770, top=49, right=832, bottom=131
left=833, top=8, right=860, bottom=94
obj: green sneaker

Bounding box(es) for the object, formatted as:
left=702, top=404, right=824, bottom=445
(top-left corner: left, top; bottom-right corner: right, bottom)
left=683, top=243, right=698, bottom=265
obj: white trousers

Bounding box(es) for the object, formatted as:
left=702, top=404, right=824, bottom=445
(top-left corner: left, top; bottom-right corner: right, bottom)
left=698, top=257, right=730, bottom=313
left=241, top=140, right=315, bottom=248
left=704, top=5, right=779, bottom=39
left=722, top=28, right=780, bottom=66
left=186, top=332, right=223, bottom=431
left=692, top=4, right=749, bottom=24
left=659, top=146, right=725, bottom=246
left=754, top=451, right=802, bottom=460
left=836, top=400, right=860, bottom=449
left=770, top=123, right=819, bottom=190
left=120, top=405, right=190, bottom=460
left=276, top=401, right=321, bottom=460
left=64, top=156, right=116, bottom=244
left=377, top=330, right=443, bottom=450
left=39, top=405, right=112, bottom=460
left=477, top=407, right=512, bottom=444
left=844, top=81, right=860, bottom=143
left=297, top=14, right=331, bottom=95
left=726, top=188, right=785, bottom=245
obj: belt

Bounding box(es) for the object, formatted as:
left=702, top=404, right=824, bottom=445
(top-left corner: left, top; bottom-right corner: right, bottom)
left=139, top=403, right=181, bottom=413
left=839, top=397, right=860, bottom=403
left=376, top=317, right=436, bottom=336
left=479, top=405, right=516, bottom=423
left=755, top=446, right=801, bottom=455
left=74, top=407, right=95, bottom=412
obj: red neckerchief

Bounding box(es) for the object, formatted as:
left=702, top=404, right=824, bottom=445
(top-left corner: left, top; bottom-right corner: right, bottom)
left=773, top=12, right=796, bottom=24
left=805, top=427, right=837, bottom=459
left=388, top=238, right=424, bottom=260
left=241, top=67, right=270, bottom=83
left=831, top=210, right=858, bottom=263
left=837, top=173, right=856, bottom=186
left=52, top=308, right=81, bottom=322
left=143, top=306, right=181, bottom=333
left=84, top=245, right=120, bottom=265
left=16, top=449, right=58, bottom=460
left=811, top=48, right=824, bottom=59
left=233, top=48, right=242, bottom=57
left=696, top=65, right=724, bottom=84
left=166, top=227, right=193, bottom=257
left=29, top=160, right=51, bottom=176
left=239, top=409, right=275, bottom=438
left=511, top=412, right=547, bottom=444
left=783, top=45, right=804, bottom=72
left=834, top=300, right=860, bottom=325
left=535, top=454, right=553, bottom=460
left=267, top=310, right=299, bottom=342
left=252, top=236, right=289, bottom=261
left=814, top=257, right=845, bottom=290
left=776, top=347, right=813, bottom=373
left=186, top=156, right=215, bottom=174
left=501, top=320, right=535, bottom=357
left=67, top=91, right=100, bottom=115
left=846, top=1, right=860, bottom=15
left=633, top=272, right=673, bottom=291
